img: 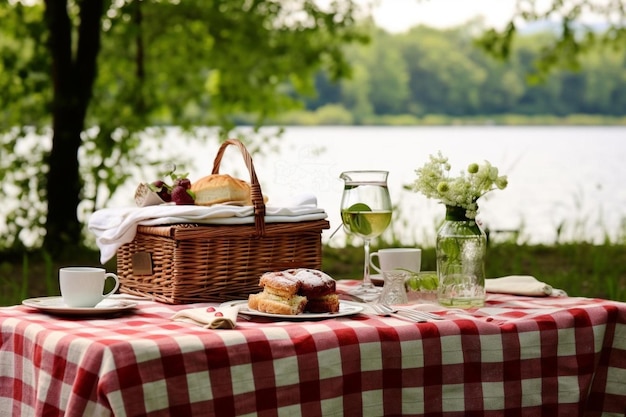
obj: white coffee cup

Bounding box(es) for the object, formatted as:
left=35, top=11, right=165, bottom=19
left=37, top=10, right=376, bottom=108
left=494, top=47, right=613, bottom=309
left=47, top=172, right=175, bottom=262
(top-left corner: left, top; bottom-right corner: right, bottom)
left=59, top=267, right=120, bottom=308
left=370, top=248, right=422, bottom=274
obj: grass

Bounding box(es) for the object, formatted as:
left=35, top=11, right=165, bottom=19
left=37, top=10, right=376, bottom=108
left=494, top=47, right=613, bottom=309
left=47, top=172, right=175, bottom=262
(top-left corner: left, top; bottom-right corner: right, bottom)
left=323, top=241, right=626, bottom=302
left=1, top=240, right=624, bottom=307
left=0, top=248, right=117, bottom=307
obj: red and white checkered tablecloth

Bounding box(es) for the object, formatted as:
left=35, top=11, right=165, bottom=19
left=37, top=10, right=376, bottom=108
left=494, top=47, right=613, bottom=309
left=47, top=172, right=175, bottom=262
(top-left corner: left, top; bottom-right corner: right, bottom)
left=1, top=280, right=625, bottom=417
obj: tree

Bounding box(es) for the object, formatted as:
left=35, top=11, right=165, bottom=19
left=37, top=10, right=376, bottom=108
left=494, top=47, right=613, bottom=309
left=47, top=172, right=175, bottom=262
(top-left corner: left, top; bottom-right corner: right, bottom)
left=365, top=30, right=410, bottom=115
left=0, top=0, right=367, bottom=252
left=45, top=0, right=104, bottom=253
left=477, top=0, right=626, bottom=77
left=397, top=27, right=487, bottom=116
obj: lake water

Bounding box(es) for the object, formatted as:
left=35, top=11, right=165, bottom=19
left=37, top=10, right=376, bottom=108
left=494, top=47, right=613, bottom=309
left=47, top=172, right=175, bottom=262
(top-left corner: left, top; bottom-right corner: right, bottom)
left=112, top=125, right=626, bottom=247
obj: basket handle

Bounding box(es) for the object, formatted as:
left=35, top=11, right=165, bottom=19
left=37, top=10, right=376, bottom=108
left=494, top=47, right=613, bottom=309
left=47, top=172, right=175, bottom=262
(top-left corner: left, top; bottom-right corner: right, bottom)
left=211, top=139, right=266, bottom=235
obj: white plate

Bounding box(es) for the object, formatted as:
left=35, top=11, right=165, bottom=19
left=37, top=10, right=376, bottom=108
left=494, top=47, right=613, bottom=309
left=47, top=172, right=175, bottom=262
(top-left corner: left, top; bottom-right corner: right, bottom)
left=220, top=300, right=363, bottom=320
left=22, top=296, right=137, bottom=316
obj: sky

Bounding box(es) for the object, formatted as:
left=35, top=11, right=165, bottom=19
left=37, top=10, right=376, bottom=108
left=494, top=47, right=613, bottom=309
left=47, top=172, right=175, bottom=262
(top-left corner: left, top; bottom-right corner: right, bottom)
left=366, top=0, right=519, bottom=32
left=365, top=0, right=617, bottom=32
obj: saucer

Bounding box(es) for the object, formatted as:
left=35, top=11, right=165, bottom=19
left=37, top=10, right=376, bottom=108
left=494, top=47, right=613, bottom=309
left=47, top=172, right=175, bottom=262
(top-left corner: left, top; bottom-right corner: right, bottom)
left=22, top=296, right=137, bottom=317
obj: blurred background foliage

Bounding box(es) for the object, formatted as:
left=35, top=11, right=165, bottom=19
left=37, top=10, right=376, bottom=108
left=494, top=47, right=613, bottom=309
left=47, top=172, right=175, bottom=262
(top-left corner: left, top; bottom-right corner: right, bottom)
left=2, top=0, right=626, bottom=252
left=1, top=0, right=626, bottom=304
left=297, top=25, right=626, bottom=122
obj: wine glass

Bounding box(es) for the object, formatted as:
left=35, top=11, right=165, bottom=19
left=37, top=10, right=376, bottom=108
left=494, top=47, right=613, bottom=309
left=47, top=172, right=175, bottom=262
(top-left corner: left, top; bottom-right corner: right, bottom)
left=339, top=170, right=393, bottom=300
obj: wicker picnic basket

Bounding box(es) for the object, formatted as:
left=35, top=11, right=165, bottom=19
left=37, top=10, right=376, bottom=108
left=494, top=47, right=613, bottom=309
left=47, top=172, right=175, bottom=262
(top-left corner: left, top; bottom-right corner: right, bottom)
left=116, top=139, right=330, bottom=304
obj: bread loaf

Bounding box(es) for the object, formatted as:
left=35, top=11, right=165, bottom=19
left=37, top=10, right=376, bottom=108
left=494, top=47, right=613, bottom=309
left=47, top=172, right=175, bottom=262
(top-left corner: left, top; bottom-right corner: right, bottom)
left=190, top=174, right=251, bottom=206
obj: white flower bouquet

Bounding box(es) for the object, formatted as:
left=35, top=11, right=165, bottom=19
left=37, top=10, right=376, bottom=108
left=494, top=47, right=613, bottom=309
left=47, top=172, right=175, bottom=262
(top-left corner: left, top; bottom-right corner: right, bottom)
left=411, top=151, right=508, bottom=219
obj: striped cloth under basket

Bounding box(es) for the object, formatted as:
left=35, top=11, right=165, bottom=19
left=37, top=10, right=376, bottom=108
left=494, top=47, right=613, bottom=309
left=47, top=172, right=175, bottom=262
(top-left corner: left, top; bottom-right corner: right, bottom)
left=115, top=139, right=330, bottom=304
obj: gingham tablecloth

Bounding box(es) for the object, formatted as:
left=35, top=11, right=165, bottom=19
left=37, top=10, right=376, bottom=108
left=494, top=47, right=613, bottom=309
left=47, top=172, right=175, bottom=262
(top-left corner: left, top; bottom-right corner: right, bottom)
left=1, top=281, right=625, bottom=417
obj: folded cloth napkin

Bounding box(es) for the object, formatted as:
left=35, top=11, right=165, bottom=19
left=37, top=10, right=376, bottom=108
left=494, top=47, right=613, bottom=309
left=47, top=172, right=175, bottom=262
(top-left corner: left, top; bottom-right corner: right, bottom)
left=486, top=275, right=566, bottom=297
left=171, top=306, right=240, bottom=329
left=88, top=193, right=327, bottom=263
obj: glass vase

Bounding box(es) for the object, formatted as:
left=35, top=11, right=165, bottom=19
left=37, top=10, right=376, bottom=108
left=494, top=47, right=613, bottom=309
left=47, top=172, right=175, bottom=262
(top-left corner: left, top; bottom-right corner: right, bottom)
left=436, top=205, right=487, bottom=308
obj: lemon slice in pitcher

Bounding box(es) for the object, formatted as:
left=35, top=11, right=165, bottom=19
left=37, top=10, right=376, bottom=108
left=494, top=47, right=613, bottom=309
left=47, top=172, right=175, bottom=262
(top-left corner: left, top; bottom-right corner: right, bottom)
left=342, top=203, right=373, bottom=236
left=348, top=203, right=371, bottom=212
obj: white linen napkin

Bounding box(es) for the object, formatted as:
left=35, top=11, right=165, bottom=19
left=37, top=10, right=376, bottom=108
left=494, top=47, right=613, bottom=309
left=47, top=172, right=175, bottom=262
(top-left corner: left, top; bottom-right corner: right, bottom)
left=88, top=193, right=327, bottom=263
left=485, top=275, right=566, bottom=297
left=171, top=306, right=240, bottom=329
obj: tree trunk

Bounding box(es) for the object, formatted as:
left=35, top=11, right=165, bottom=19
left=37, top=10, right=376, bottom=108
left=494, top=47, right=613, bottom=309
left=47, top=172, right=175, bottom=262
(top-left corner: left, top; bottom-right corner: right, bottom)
left=43, top=0, right=104, bottom=253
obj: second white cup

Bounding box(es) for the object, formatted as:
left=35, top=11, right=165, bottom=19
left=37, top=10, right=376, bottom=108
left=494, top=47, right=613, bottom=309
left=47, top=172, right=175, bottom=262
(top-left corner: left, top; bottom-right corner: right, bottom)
left=370, top=248, right=422, bottom=274
left=59, top=267, right=120, bottom=308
